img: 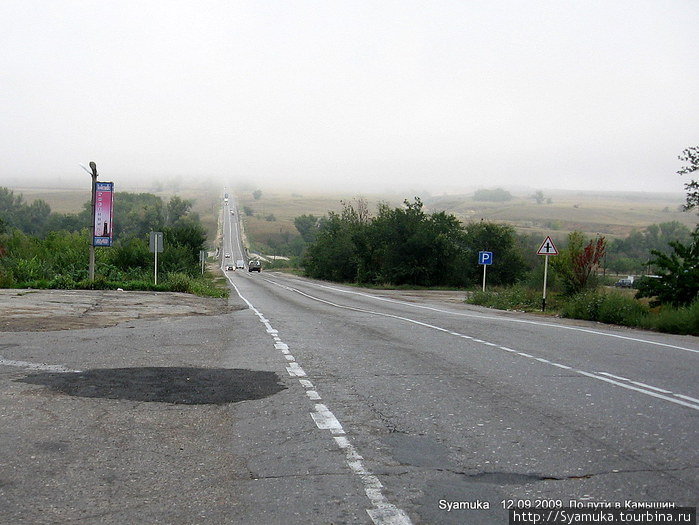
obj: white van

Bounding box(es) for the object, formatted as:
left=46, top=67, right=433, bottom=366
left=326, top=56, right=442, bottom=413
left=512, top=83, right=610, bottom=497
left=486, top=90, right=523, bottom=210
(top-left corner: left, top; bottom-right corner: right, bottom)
left=235, top=260, right=245, bottom=269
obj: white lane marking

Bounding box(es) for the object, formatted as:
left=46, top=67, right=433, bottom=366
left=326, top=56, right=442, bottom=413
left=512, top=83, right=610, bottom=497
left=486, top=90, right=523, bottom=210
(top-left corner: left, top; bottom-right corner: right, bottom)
left=225, top=274, right=412, bottom=525
left=0, top=356, right=81, bottom=373
left=311, top=404, right=345, bottom=435
left=676, top=394, right=699, bottom=404
left=286, top=362, right=307, bottom=377
left=262, top=278, right=699, bottom=412
left=576, top=371, right=699, bottom=411
left=270, top=276, right=699, bottom=354
left=306, top=390, right=321, bottom=401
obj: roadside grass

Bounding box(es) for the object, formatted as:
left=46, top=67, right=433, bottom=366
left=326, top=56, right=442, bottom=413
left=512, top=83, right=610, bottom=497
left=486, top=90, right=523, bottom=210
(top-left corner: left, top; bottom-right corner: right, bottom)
left=7, top=271, right=229, bottom=299
left=466, top=286, right=698, bottom=336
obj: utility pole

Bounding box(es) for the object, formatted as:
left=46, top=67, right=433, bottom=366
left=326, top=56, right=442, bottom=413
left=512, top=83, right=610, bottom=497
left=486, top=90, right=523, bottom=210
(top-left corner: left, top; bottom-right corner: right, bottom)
left=88, top=161, right=98, bottom=281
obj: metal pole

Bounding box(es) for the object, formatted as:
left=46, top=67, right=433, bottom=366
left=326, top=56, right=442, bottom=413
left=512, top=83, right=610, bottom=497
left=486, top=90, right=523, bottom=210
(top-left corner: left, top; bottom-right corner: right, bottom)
left=154, top=248, right=158, bottom=285
left=88, top=162, right=98, bottom=281
left=482, top=264, right=487, bottom=292
left=542, top=255, right=549, bottom=311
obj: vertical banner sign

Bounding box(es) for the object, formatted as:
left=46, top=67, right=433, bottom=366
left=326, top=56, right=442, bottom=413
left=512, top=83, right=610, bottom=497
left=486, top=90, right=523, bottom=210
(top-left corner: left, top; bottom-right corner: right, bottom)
left=93, top=182, right=114, bottom=246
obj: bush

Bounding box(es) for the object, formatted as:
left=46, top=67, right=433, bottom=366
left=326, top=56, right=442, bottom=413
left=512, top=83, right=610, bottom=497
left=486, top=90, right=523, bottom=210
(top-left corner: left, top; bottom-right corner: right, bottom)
left=49, top=275, right=77, bottom=290
left=641, top=300, right=699, bottom=335
left=468, top=285, right=542, bottom=311
left=560, top=292, right=604, bottom=321
left=596, top=293, right=649, bottom=326
left=165, top=272, right=191, bottom=293
left=561, top=291, right=649, bottom=326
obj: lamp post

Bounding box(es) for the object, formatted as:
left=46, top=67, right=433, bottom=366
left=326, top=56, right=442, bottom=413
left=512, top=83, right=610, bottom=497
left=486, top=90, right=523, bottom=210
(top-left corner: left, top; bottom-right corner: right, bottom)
left=88, top=161, right=98, bottom=281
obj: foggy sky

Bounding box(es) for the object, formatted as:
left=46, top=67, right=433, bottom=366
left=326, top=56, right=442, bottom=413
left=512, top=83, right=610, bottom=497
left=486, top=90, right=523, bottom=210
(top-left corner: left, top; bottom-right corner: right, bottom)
left=1, top=1, right=697, bottom=194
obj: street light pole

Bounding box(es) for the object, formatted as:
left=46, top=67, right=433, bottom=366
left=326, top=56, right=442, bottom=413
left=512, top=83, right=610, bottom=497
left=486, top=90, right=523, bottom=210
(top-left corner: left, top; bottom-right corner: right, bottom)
left=88, top=161, right=98, bottom=281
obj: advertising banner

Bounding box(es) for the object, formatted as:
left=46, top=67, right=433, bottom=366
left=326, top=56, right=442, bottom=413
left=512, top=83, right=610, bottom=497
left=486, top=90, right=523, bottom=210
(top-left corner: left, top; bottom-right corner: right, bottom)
left=93, top=182, right=114, bottom=246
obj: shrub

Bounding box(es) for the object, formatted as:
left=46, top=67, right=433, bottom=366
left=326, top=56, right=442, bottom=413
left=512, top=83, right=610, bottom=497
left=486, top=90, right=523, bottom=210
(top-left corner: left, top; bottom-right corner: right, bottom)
left=165, top=272, right=191, bottom=293
left=596, top=293, right=649, bottom=326
left=468, top=285, right=542, bottom=311
left=560, top=291, right=604, bottom=321
left=641, top=300, right=699, bottom=335
left=49, top=275, right=77, bottom=290
left=562, top=291, right=649, bottom=326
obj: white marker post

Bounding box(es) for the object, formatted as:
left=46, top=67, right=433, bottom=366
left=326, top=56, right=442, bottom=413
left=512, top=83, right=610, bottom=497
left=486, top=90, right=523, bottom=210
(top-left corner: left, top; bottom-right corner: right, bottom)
left=149, top=232, right=164, bottom=285
left=536, top=236, right=559, bottom=311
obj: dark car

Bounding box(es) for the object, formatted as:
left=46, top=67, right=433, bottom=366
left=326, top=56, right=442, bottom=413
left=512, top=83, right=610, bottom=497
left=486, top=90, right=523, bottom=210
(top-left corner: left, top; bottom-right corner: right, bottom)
left=248, top=260, right=261, bottom=272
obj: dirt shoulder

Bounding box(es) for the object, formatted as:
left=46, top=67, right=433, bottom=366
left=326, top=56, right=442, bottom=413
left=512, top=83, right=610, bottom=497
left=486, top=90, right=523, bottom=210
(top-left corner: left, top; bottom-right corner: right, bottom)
left=0, top=289, right=231, bottom=332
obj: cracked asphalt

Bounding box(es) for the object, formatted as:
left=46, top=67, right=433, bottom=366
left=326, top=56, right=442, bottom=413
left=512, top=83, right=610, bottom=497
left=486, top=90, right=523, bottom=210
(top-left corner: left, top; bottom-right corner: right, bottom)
left=0, top=269, right=697, bottom=524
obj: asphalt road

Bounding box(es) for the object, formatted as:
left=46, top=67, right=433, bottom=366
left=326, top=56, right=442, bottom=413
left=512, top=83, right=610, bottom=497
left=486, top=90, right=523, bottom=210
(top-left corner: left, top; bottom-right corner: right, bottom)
left=0, top=200, right=696, bottom=524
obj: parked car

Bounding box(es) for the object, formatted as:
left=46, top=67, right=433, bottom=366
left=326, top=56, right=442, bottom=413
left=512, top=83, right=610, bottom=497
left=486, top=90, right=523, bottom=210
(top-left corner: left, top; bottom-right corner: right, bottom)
left=248, top=260, right=261, bottom=272
left=614, top=278, right=634, bottom=288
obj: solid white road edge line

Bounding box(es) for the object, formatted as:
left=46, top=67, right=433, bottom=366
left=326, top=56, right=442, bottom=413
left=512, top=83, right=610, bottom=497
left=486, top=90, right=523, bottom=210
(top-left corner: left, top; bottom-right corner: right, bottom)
left=261, top=277, right=699, bottom=413
left=273, top=275, right=699, bottom=354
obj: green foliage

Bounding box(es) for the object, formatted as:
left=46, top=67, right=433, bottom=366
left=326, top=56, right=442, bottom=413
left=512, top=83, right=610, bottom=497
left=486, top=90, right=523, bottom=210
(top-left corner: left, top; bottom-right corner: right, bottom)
left=294, top=214, right=321, bottom=244
left=677, top=146, right=698, bottom=212
left=252, top=189, right=262, bottom=200
left=552, top=232, right=606, bottom=295
left=635, top=227, right=699, bottom=307
left=640, top=300, right=699, bottom=335
left=243, top=206, right=254, bottom=216
left=303, top=198, right=529, bottom=287
left=561, top=291, right=649, bottom=326
left=468, top=285, right=542, bottom=311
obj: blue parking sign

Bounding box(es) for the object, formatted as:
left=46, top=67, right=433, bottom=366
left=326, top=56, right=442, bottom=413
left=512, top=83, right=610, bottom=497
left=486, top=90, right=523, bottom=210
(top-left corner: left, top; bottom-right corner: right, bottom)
left=478, top=251, right=493, bottom=265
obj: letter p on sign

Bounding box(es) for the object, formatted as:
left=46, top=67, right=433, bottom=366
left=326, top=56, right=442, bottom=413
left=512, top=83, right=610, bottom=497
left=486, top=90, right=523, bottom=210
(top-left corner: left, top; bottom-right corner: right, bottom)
left=478, top=251, right=493, bottom=265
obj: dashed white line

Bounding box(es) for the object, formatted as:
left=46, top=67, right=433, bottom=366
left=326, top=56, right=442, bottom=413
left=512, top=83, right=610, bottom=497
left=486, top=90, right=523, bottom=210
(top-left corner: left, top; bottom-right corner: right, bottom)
left=225, top=274, right=413, bottom=525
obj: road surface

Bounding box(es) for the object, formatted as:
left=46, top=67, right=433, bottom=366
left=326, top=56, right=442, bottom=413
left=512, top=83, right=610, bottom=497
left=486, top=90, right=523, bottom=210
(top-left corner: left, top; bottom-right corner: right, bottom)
left=0, top=199, right=696, bottom=524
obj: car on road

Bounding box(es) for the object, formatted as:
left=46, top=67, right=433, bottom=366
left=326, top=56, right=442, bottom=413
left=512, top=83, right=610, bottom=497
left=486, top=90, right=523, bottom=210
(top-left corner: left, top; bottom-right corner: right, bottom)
left=225, top=265, right=234, bottom=271
left=248, top=260, right=261, bottom=272
left=224, top=253, right=230, bottom=258
left=235, top=260, right=245, bottom=269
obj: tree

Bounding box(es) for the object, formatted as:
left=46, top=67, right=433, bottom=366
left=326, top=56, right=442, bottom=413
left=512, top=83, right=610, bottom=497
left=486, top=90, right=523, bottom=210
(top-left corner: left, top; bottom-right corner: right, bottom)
left=473, top=188, right=512, bottom=202
left=552, top=232, right=606, bottom=295
left=294, top=214, right=320, bottom=243
left=252, top=189, right=263, bottom=200
left=461, top=221, right=527, bottom=285
left=166, top=196, right=193, bottom=225
left=531, top=190, right=545, bottom=205
left=636, top=227, right=699, bottom=307
left=677, top=146, right=699, bottom=212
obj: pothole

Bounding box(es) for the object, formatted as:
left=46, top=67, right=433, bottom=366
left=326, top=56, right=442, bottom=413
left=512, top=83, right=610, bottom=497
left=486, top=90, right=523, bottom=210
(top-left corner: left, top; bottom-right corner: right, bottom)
left=17, top=367, right=286, bottom=405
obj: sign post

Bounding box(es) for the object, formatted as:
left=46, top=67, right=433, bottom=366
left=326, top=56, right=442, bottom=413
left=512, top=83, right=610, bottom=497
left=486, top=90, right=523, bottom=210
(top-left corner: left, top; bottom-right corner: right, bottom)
left=478, top=251, right=493, bottom=292
left=536, top=236, right=559, bottom=311
left=200, top=250, right=206, bottom=276
left=149, top=232, right=164, bottom=285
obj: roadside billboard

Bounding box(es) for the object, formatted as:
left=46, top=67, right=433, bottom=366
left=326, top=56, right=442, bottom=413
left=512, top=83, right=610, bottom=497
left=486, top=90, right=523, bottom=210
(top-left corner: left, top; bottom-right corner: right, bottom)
left=93, top=182, right=114, bottom=246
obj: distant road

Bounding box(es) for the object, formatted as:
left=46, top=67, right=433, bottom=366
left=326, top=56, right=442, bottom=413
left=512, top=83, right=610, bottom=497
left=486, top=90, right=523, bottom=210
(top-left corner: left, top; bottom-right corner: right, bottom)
left=222, top=199, right=699, bottom=524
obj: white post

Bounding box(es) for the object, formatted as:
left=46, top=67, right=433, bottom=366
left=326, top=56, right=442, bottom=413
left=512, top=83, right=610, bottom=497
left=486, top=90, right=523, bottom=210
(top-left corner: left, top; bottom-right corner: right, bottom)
left=154, top=249, right=158, bottom=285
left=482, top=263, right=487, bottom=292
left=542, top=254, right=549, bottom=311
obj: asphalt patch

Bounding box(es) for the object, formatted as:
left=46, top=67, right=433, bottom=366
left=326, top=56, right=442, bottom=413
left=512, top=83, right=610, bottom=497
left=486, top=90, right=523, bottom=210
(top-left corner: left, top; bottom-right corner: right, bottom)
left=18, top=367, right=286, bottom=405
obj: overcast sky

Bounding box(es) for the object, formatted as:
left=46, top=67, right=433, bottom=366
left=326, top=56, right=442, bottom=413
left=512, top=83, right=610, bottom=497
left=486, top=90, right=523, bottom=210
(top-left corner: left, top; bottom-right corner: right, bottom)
left=1, top=0, right=697, bottom=194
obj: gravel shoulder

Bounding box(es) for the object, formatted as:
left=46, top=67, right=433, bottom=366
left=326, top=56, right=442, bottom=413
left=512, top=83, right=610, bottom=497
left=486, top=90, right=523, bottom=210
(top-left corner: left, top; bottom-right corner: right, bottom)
left=0, top=289, right=231, bottom=332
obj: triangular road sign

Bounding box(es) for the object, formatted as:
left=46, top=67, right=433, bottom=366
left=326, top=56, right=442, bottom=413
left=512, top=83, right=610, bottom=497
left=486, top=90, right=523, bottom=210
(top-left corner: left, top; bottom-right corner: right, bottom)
left=537, top=236, right=559, bottom=256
